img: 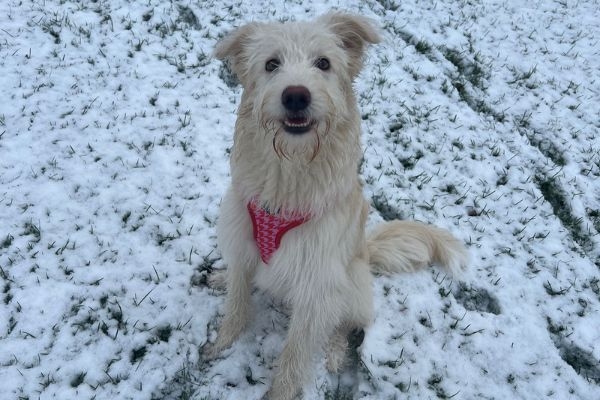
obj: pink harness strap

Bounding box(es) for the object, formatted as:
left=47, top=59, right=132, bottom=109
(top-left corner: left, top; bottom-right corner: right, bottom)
left=247, top=199, right=310, bottom=264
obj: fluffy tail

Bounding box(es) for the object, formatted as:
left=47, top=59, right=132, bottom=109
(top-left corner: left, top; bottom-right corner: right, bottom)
left=367, top=220, right=468, bottom=275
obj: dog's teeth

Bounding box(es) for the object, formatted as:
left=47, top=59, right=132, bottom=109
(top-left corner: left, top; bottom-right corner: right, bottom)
left=284, top=120, right=310, bottom=127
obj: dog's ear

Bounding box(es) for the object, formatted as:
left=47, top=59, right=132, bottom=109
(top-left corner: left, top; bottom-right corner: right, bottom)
left=214, top=23, right=259, bottom=84
left=320, top=13, right=381, bottom=78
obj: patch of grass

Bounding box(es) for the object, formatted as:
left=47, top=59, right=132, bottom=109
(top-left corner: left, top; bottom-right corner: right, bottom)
left=156, top=325, right=172, bottom=342
left=543, top=281, right=572, bottom=296
left=130, top=346, right=147, bottom=364
left=398, top=149, right=424, bottom=170
left=496, top=169, right=509, bottom=186
left=536, top=175, right=593, bottom=254
left=122, top=211, right=131, bottom=225
left=453, top=282, right=501, bottom=315
left=441, top=184, right=458, bottom=195
left=372, top=193, right=404, bottom=221
left=558, top=341, right=600, bottom=384
left=588, top=278, right=600, bottom=298
left=507, top=65, right=537, bottom=85
left=451, top=79, right=501, bottom=120
left=587, top=208, right=600, bottom=233
left=190, top=252, right=219, bottom=287
left=548, top=317, right=600, bottom=383
left=218, top=62, right=239, bottom=88
left=159, top=361, right=206, bottom=400
left=375, top=0, right=400, bottom=11
left=70, top=372, right=86, bottom=388
left=324, top=387, right=354, bottom=400
left=244, top=365, right=264, bottom=386
left=177, top=5, right=201, bottom=29
left=415, top=40, right=432, bottom=54
left=441, top=47, right=486, bottom=89
left=22, top=220, right=41, bottom=241
left=525, top=130, right=567, bottom=166
left=4, top=283, right=12, bottom=305
left=427, top=373, right=459, bottom=398
left=39, top=371, right=57, bottom=389
left=142, top=9, right=153, bottom=22
left=1, top=234, right=13, bottom=249
left=435, top=46, right=508, bottom=123
left=154, top=228, right=181, bottom=246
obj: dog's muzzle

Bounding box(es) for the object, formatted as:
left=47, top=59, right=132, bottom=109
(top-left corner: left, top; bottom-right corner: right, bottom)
left=281, top=86, right=314, bottom=134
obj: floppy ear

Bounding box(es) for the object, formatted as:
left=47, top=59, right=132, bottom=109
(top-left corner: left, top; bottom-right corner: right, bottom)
left=214, top=23, right=260, bottom=84
left=320, top=12, right=381, bottom=78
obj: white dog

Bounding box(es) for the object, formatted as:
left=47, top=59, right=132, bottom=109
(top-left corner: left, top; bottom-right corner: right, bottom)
left=207, top=12, right=468, bottom=400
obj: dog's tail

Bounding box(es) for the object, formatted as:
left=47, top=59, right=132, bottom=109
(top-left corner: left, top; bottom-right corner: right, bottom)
left=367, top=221, right=468, bottom=275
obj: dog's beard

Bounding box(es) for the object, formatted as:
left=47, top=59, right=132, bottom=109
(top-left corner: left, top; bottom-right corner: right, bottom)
left=260, top=117, right=331, bottom=162
left=258, top=92, right=334, bottom=162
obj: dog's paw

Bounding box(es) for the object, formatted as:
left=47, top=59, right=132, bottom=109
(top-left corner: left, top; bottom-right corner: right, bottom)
left=262, top=364, right=303, bottom=400
left=325, top=328, right=350, bottom=373
left=200, top=341, right=224, bottom=361
left=261, top=385, right=301, bottom=400
left=207, top=269, right=227, bottom=291
left=201, top=317, right=244, bottom=361
left=325, top=347, right=346, bottom=373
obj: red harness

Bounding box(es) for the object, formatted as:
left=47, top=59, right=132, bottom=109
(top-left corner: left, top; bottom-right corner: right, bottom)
left=247, top=199, right=310, bottom=264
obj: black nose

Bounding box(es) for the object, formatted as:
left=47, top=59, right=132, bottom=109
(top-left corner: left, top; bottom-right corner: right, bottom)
left=281, top=86, right=311, bottom=112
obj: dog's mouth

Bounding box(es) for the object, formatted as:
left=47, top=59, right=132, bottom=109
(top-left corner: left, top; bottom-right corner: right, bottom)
left=282, top=114, right=314, bottom=134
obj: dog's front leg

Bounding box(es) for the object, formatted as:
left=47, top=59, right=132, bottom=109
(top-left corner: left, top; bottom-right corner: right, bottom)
left=204, top=260, right=257, bottom=359
left=264, top=293, right=341, bottom=400
left=205, top=187, right=259, bottom=359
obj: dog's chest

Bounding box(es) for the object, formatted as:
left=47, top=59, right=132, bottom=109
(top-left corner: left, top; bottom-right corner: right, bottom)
left=250, top=207, right=357, bottom=303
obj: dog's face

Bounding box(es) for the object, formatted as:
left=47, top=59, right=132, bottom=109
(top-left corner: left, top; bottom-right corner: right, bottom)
left=215, top=13, right=380, bottom=161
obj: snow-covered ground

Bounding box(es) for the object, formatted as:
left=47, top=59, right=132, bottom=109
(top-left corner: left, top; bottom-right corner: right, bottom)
left=1, top=0, right=599, bottom=399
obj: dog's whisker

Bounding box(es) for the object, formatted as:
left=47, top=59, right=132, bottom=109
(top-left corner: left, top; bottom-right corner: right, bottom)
left=309, top=131, right=321, bottom=162
left=263, top=119, right=274, bottom=137
left=258, top=97, right=273, bottom=137
left=321, top=93, right=336, bottom=137
left=272, top=128, right=291, bottom=160
left=323, top=117, right=331, bottom=138
left=272, top=132, right=282, bottom=159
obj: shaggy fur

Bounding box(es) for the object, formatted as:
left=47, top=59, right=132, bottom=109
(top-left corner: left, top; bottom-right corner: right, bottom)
left=206, top=13, right=468, bottom=400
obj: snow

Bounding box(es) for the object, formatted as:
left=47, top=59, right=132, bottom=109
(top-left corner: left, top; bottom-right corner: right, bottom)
left=1, top=0, right=599, bottom=399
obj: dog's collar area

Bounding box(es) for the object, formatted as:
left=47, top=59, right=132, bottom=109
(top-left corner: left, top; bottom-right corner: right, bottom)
left=247, top=199, right=310, bottom=264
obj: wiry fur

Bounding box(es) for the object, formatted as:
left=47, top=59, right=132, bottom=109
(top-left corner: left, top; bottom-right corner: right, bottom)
left=207, top=13, right=468, bottom=400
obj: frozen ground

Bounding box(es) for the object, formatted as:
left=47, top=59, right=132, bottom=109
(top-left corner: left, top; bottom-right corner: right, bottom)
left=1, top=0, right=599, bottom=399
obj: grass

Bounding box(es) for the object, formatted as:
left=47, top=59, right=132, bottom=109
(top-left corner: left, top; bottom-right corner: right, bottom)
left=1, top=234, right=13, bottom=249
left=427, top=373, right=460, bottom=399
left=453, top=283, right=501, bottom=315
left=522, top=129, right=567, bottom=167
left=371, top=193, right=405, bottom=221
left=536, top=175, right=594, bottom=254
left=547, top=317, right=600, bottom=384
left=70, top=372, right=87, bottom=388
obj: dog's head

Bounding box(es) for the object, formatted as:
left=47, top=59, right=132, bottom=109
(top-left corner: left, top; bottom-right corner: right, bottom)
left=215, top=13, right=380, bottom=161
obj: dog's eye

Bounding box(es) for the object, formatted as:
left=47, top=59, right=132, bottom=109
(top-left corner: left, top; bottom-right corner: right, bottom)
left=265, top=59, right=280, bottom=72
left=315, top=57, right=330, bottom=71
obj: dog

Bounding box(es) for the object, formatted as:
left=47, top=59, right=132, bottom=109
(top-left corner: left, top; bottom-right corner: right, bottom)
left=206, top=12, right=469, bottom=400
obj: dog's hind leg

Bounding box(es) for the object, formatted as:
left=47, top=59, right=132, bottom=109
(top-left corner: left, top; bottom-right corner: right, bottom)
left=325, top=257, right=373, bottom=372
